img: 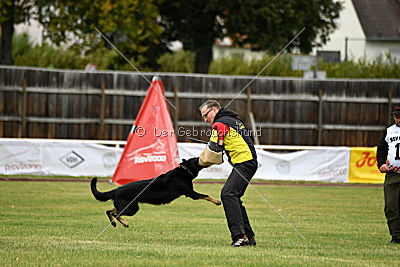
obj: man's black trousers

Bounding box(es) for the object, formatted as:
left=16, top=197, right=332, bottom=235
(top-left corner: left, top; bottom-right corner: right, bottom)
left=221, top=160, right=257, bottom=239
left=384, top=172, right=400, bottom=237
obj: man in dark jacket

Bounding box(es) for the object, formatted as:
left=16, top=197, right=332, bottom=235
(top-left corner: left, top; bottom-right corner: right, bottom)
left=377, top=103, right=400, bottom=244
left=198, top=100, right=258, bottom=247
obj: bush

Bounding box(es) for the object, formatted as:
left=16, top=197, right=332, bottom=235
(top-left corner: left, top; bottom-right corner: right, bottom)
left=209, top=52, right=400, bottom=78
left=157, top=50, right=194, bottom=73
left=10, top=32, right=400, bottom=78
left=319, top=54, right=400, bottom=78
left=11, top=33, right=141, bottom=70
left=209, top=54, right=302, bottom=77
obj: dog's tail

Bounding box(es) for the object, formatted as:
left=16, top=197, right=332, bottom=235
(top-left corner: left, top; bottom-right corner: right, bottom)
left=90, top=177, right=113, bottom=202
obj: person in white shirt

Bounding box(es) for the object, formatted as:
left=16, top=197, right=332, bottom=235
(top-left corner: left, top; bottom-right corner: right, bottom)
left=377, top=103, right=400, bottom=244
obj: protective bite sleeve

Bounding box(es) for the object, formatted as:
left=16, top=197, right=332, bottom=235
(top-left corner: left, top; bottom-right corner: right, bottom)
left=199, top=146, right=223, bottom=167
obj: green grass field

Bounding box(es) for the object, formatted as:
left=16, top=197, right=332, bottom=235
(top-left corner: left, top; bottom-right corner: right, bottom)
left=1, top=180, right=399, bottom=266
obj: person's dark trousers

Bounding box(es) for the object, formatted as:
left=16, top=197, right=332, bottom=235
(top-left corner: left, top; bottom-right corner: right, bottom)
left=221, top=160, right=257, bottom=239
left=384, top=172, right=400, bottom=238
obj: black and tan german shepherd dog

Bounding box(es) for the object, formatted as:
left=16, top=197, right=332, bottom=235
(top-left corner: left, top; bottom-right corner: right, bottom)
left=90, top=157, right=221, bottom=227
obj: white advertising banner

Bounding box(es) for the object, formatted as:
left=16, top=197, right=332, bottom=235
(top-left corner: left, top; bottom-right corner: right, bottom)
left=254, top=148, right=350, bottom=183
left=0, top=140, right=123, bottom=177
left=178, top=143, right=233, bottom=179
left=0, top=139, right=350, bottom=182
left=178, top=143, right=350, bottom=182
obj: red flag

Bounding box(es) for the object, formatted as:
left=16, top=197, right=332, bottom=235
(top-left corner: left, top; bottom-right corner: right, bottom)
left=112, top=76, right=179, bottom=185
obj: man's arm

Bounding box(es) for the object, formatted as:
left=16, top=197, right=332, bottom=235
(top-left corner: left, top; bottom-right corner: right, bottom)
left=377, top=132, right=389, bottom=173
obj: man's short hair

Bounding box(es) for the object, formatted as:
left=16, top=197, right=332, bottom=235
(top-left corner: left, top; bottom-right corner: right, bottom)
left=199, top=100, right=221, bottom=112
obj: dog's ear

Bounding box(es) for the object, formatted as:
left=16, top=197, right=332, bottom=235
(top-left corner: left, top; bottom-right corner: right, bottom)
left=180, top=158, right=187, bottom=166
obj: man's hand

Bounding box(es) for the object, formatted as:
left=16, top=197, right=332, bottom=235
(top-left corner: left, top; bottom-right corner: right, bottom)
left=379, top=164, right=390, bottom=173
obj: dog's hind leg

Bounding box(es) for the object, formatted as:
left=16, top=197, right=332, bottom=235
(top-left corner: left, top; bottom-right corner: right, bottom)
left=106, top=208, right=117, bottom=227
left=114, top=214, right=129, bottom=228
left=113, top=202, right=139, bottom=228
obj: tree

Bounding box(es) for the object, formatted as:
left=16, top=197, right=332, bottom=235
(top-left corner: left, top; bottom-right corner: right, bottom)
left=38, top=0, right=166, bottom=70
left=1, top=0, right=165, bottom=69
left=159, top=0, right=343, bottom=73
left=158, top=0, right=223, bottom=74
left=0, top=0, right=36, bottom=65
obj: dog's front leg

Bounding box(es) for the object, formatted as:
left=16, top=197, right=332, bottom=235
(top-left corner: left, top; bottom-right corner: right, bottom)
left=186, top=191, right=221, bottom=206
left=203, top=195, right=222, bottom=206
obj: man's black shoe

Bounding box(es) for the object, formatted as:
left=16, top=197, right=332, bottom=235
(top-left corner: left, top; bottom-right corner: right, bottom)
left=390, top=235, right=400, bottom=244
left=231, top=235, right=249, bottom=247
left=248, top=236, right=256, bottom=246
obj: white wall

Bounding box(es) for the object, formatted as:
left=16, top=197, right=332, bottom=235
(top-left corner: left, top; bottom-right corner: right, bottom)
left=366, top=42, right=400, bottom=59
left=316, top=0, right=400, bottom=61
left=315, top=0, right=366, bottom=61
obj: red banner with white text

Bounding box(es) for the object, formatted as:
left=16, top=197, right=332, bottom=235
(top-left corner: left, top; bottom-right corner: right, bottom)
left=112, top=77, right=179, bottom=185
